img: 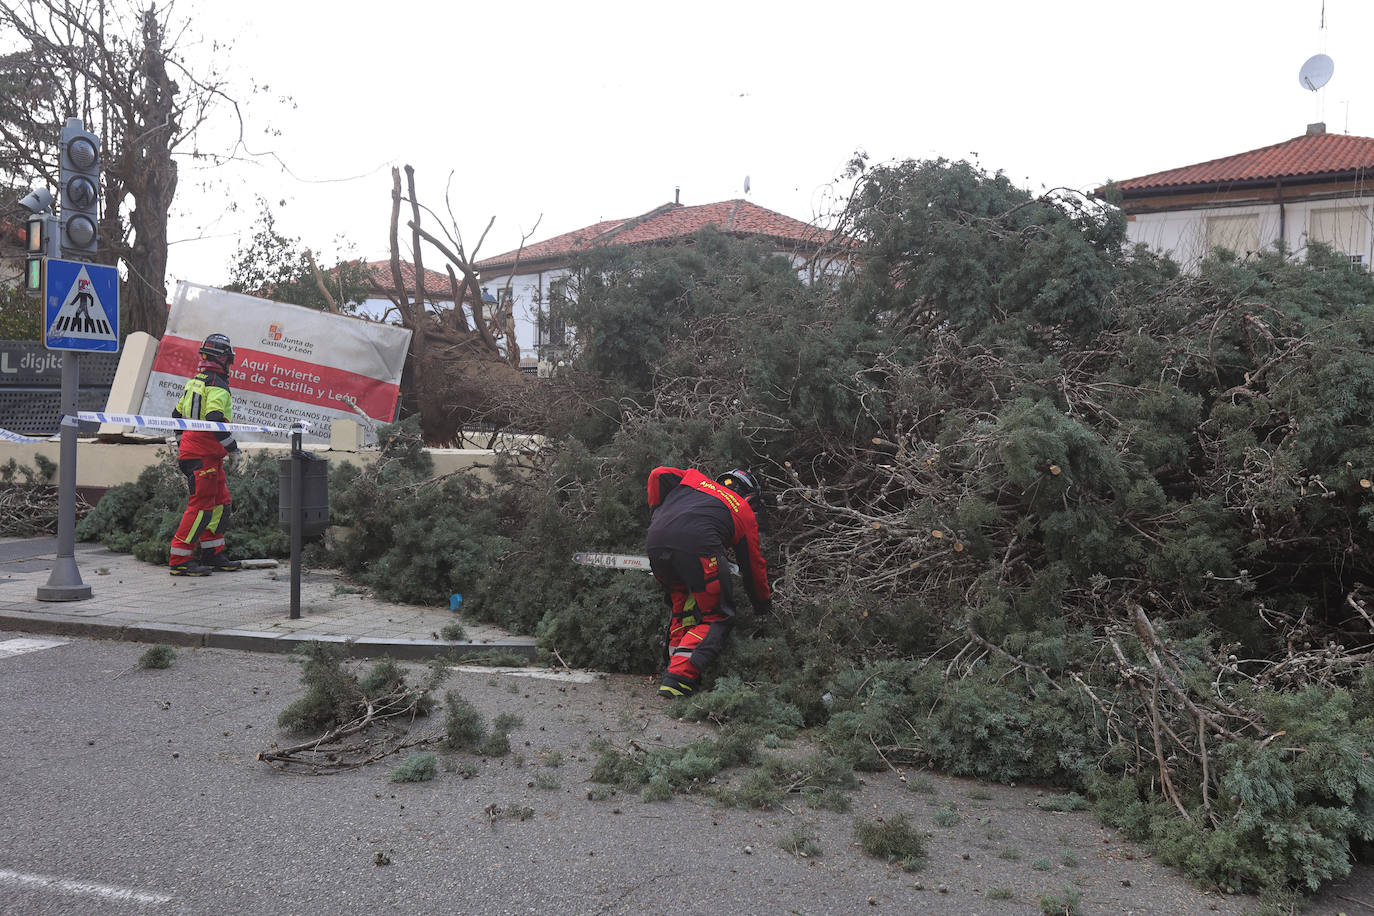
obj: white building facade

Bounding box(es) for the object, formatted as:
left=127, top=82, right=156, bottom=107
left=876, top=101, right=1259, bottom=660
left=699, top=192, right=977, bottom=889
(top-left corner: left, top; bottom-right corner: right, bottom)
left=1105, top=124, right=1374, bottom=271
left=475, top=198, right=841, bottom=372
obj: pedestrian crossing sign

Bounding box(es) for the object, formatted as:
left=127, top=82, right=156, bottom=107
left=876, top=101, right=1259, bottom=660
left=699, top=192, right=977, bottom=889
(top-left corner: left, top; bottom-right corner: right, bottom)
left=44, top=258, right=119, bottom=352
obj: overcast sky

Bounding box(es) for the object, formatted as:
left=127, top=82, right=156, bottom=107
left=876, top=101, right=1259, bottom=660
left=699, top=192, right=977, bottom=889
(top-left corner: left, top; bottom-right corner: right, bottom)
left=166, top=0, right=1374, bottom=288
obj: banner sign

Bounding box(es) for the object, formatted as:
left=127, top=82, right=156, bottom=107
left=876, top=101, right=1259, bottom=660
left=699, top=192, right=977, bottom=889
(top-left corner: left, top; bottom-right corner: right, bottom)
left=140, top=283, right=412, bottom=445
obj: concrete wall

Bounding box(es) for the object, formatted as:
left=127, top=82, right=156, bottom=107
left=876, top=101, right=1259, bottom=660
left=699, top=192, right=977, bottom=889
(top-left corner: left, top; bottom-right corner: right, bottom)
left=0, top=438, right=515, bottom=490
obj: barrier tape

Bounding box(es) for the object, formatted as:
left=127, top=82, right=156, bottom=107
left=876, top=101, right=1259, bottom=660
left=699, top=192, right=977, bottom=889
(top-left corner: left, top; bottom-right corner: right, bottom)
left=65, top=412, right=319, bottom=435
left=1, top=413, right=321, bottom=443
left=0, top=428, right=55, bottom=444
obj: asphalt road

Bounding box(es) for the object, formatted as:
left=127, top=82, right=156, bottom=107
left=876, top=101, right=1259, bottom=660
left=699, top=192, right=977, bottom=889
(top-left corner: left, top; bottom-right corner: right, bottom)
left=0, top=632, right=1368, bottom=915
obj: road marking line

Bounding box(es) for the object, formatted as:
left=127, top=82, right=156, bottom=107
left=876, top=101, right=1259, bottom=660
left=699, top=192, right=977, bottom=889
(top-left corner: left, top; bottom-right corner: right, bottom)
left=0, top=868, right=172, bottom=905
left=0, top=637, right=71, bottom=658
left=449, top=665, right=596, bottom=683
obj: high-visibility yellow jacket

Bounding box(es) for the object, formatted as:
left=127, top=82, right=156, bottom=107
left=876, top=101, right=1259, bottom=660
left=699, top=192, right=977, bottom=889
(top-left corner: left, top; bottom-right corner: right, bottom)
left=173, top=364, right=237, bottom=460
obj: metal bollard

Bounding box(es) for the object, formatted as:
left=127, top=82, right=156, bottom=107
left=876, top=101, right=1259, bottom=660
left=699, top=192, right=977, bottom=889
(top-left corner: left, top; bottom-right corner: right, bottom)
left=289, top=423, right=305, bottom=619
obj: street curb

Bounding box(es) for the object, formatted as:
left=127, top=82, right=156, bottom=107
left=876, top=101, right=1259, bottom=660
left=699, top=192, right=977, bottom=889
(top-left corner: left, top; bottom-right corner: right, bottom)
left=0, top=613, right=538, bottom=661
left=0, top=613, right=120, bottom=642
left=117, top=622, right=210, bottom=648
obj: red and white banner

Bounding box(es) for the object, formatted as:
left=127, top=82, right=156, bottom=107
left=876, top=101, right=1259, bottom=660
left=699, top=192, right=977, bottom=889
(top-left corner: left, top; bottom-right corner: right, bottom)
left=140, top=283, right=412, bottom=445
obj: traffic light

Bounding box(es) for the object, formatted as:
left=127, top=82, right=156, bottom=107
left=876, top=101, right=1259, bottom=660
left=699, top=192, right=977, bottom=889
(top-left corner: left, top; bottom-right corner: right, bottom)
left=24, top=215, right=45, bottom=294
left=58, top=117, right=99, bottom=258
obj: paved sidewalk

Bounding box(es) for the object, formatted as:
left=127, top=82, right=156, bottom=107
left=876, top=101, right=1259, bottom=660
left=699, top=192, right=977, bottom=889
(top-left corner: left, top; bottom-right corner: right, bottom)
left=0, top=537, right=535, bottom=661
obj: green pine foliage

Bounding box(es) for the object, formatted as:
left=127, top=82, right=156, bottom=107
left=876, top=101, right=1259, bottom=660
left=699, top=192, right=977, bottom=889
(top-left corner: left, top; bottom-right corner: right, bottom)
left=1032, top=792, right=1089, bottom=812
left=277, top=641, right=369, bottom=734
left=854, top=812, right=926, bottom=871
left=442, top=690, right=486, bottom=751
left=1038, top=885, right=1084, bottom=915
left=501, top=166, right=1374, bottom=897
left=60, top=155, right=1374, bottom=898
left=389, top=752, right=437, bottom=783
left=837, top=156, right=1125, bottom=333
left=721, top=751, right=857, bottom=811
left=675, top=675, right=805, bottom=737
left=1091, top=676, right=1374, bottom=893
left=533, top=571, right=663, bottom=674
left=276, top=644, right=438, bottom=735
left=136, top=644, right=176, bottom=669
left=0, top=455, right=56, bottom=484
left=777, top=828, right=823, bottom=859
left=590, top=727, right=760, bottom=803
left=321, top=418, right=512, bottom=607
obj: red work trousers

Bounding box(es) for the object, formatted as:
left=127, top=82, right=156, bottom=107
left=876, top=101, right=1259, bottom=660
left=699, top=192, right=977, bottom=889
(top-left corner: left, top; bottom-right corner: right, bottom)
left=169, top=456, right=231, bottom=566
left=650, top=549, right=736, bottom=687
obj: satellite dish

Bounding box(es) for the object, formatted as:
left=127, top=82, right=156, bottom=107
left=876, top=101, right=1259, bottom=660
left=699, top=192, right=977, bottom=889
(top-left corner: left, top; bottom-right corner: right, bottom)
left=743, top=175, right=751, bottom=195
left=1299, top=53, right=1334, bottom=91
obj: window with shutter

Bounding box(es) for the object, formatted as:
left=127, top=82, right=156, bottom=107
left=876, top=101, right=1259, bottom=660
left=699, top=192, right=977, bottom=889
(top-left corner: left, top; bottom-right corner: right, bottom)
left=1204, top=214, right=1260, bottom=256
left=1309, top=206, right=1368, bottom=266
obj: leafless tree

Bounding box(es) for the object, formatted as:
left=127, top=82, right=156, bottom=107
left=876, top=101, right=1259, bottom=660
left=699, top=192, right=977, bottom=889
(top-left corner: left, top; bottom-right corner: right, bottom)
left=0, top=0, right=240, bottom=337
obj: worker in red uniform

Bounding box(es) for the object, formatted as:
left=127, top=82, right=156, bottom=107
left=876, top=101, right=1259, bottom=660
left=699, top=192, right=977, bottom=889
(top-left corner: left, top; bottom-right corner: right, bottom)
left=168, top=333, right=242, bottom=576
left=646, top=467, right=772, bottom=698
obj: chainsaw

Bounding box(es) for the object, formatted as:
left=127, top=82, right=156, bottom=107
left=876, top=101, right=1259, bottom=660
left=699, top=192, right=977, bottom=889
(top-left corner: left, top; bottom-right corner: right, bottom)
left=571, top=552, right=739, bottom=576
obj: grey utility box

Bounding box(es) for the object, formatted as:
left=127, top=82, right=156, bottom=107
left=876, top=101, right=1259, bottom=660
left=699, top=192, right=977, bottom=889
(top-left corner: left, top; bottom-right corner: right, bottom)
left=278, top=452, right=330, bottom=537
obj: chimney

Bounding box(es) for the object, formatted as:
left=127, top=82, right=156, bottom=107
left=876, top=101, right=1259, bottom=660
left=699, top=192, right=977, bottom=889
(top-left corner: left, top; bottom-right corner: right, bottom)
left=674, top=186, right=680, bottom=205
left=1307, top=122, right=1327, bottom=136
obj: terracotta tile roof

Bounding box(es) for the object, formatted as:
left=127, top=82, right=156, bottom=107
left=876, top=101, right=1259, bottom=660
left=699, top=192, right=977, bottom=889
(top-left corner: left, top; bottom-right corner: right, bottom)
left=360, top=259, right=454, bottom=298
left=479, top=219, right=629, bottom=270
left=476, top=200, right=832, bottom=272
left=1108, top=131, right=1374, bottom=193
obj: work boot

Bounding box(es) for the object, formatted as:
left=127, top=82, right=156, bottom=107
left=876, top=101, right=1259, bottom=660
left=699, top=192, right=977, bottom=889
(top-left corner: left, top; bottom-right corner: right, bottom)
left=169, top=562, right=212, bottom=577
left=204, top=552, right=242, bottom=572
left=657, top=674, right=696, bottom=699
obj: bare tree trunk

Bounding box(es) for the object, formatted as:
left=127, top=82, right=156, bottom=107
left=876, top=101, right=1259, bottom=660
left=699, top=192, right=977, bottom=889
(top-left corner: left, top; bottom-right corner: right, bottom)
left=304, top=249, right=339, bottom=313
left=386, top=167, right=421, bottom=422
left=114, top=7, right=178, bottom=338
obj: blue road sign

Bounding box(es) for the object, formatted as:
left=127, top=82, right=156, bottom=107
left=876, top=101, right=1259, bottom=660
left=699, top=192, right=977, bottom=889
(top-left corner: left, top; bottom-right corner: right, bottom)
left=44, top=258, right=119, bottom=352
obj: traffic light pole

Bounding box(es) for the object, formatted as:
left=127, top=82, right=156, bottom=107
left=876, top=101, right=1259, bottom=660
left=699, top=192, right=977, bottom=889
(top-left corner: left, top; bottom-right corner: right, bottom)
left=34, top=115, right=99, bottom=602
left=36, top=350, right=90, bottom=601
